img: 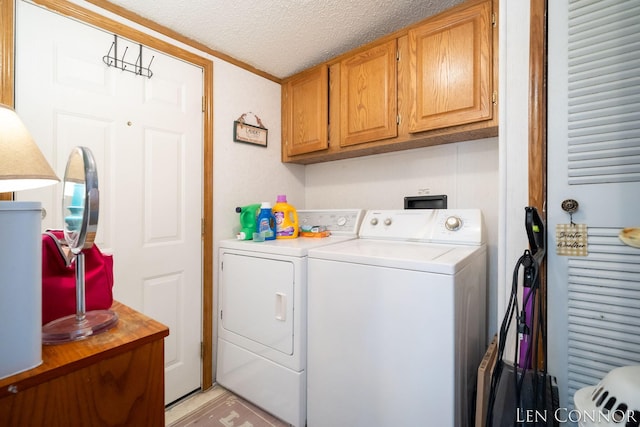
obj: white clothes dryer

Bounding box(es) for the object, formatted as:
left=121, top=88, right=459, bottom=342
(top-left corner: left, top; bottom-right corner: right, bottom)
left=216, top=209, right=365, bottom=427
left=307, top=209, right=487, bottom=427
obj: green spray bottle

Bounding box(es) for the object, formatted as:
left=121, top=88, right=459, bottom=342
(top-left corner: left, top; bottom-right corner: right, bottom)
left=235, top=204, right=261, bottom=240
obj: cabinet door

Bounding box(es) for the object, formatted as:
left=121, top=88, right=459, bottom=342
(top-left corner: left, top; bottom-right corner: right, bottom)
left=409, top=0, right=492, bottom=133
left=282, top=65, right=329, bottom=156
left=340, top=39, right=397, bottom=147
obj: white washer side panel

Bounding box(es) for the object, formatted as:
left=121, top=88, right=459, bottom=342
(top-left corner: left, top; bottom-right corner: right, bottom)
left=454, top=249, right=487, bottom=426
left=307, top=259, right=456, bottom=427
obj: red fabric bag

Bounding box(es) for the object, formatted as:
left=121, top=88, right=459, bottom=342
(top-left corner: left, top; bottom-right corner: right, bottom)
left=41, top=230, right=114, bottom=325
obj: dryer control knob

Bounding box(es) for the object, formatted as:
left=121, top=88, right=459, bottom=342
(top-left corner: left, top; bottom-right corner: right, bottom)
left=337, top=216, right=347, bottom=226
left=370, top=218, right=379, bottom=226
left=384, top=218, right=392, bottom=226
left=445, top=216, right=462, bottom=231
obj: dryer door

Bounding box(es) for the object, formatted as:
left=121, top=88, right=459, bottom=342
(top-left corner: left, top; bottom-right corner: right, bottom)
left=220, top=252, right=295, bottom=355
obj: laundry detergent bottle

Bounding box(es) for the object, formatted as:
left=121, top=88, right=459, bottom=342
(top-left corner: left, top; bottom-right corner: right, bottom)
left=273, top=195, right=299, bottom=239
left=256, top=202, right=276, bottom=241
left=235, top=204, right=261, bottom=240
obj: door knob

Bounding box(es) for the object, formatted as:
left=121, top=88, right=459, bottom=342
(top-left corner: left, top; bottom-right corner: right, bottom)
left=561, top=199, right=579, bottom=225
left=561, top=199, right=579, bottom=213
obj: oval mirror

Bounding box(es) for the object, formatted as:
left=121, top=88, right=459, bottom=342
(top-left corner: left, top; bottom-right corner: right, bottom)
left=62, top=146, right=99, bottom=253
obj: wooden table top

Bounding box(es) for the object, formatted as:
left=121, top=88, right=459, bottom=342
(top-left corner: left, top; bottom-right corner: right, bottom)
left=0, top=301, right=169, bottom=398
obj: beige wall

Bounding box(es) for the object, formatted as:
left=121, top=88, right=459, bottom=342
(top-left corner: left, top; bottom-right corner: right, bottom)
left=211, top=58, right=305, bottom=242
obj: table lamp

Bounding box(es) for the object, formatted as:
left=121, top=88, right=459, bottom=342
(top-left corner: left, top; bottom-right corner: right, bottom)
left=0, top=103, right=59, bottom=379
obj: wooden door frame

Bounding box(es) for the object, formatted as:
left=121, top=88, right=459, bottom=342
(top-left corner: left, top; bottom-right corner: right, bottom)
left=529, top=1, right=546, bottom=219
left=528, top=0, right=547, bottom=367
left=0, top=0, right=214, bottom=391
left=0, top=0, right=14, bottom=201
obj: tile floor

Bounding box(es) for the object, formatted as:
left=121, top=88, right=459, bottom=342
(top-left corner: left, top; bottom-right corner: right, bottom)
left=165, top=386, right=229, bottom=426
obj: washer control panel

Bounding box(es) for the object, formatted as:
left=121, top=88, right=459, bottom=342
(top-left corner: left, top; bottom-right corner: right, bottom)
left=298, top=209, right=366, bottom=236
left=359, top=209, right=483, bottom=245
left=445, top=215, right=463, bottom=231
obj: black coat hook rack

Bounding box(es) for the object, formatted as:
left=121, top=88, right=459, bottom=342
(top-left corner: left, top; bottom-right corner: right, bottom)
left=102, top=35, right=154, bottom=78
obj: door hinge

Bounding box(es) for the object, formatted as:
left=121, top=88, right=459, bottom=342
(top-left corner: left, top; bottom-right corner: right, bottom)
left=492, top=91, right=497, bottom=105
left=397, top=114, right=401, bottom=125
left=396, top=49, right=400, bottom=61
left=492, top=12, right=496, bottom=27
left=202, top=96, right=206, bottom=113
left=201, top=342, right=204, bottom=359
left=201, top=218, right=205, bottom=236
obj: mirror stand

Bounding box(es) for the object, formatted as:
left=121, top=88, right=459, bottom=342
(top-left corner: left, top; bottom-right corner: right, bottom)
left=42, top=252, right=118, bottom=344
left=42, top=146, right=117, bottom=344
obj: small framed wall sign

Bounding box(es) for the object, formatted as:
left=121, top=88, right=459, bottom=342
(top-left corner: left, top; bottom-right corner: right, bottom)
left=234, top=112, right=268, bottom=147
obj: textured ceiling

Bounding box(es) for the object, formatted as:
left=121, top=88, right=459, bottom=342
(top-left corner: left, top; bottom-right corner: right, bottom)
left=105, top=0, right=464, bottom=79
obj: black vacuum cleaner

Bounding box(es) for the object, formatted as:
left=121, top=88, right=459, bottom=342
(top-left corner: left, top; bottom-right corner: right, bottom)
left=486, top=206, right=559, bottom=427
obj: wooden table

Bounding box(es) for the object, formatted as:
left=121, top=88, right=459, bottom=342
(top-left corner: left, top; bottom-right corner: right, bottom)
left=0, top=301, right=169, bottom=426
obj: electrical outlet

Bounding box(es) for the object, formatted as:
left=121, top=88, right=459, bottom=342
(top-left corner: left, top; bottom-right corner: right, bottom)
left=417, top=188, right=430, bottom=195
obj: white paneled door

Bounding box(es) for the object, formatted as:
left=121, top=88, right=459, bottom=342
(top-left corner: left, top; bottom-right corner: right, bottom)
left=15, top=1, right=203, bottom=404
left=547, top=0, right=640, bottom=422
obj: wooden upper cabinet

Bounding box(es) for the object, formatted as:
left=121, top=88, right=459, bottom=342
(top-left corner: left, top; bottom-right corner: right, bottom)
left=340, top=39, right=398, bottom=147
left=281, top=0, right=498, bottom=164
left=409, top=0, right=492, bottom=133
left=282, top=64, right=329, bottom=157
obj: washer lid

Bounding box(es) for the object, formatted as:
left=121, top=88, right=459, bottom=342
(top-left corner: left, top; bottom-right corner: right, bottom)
left=308, top=239, right=485, bottom=274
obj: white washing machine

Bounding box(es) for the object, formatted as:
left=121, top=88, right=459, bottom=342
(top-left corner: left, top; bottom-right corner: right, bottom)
left=216, top=209, right=365, bottom=427
left=307, top=209, right=487, bottom=427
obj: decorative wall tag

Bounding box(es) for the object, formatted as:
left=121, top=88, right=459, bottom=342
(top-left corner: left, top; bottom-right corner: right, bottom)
left=233, top=112, right=268, bottom=147
left=556, top=223, right=588, bottom=256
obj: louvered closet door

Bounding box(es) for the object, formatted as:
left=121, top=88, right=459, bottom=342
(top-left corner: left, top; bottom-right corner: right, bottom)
left=547, top=0, right=640, bottom=421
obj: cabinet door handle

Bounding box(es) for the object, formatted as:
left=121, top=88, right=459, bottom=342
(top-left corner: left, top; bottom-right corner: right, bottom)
left=275, top=292, right=286, bottom=321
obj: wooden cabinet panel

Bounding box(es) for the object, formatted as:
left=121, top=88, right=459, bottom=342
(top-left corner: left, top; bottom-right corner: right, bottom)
left=409, top=0, right=492, bottom=132
left=0, top=302, right=168, bottom=427
left=340, top=39, right=397, bottom=147
left=281, top=0, right=498, bottom=164
left=0, top=340, right=165, bottom=426
left=282, top=65, right=329, bottom=157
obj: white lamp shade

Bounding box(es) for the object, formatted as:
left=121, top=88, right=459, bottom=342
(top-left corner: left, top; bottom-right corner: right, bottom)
left=0, top=104, right=59, bottom=193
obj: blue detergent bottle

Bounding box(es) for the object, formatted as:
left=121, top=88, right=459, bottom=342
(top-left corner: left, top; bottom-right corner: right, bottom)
left=256, top=202, right=276, bottom=241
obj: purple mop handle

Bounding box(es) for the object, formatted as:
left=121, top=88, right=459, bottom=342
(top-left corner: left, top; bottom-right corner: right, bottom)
left=519, top=285, right=534, bottom=369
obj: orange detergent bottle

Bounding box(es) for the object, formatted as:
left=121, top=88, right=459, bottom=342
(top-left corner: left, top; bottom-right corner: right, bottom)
left=273, top=195, right=299, bottom=239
